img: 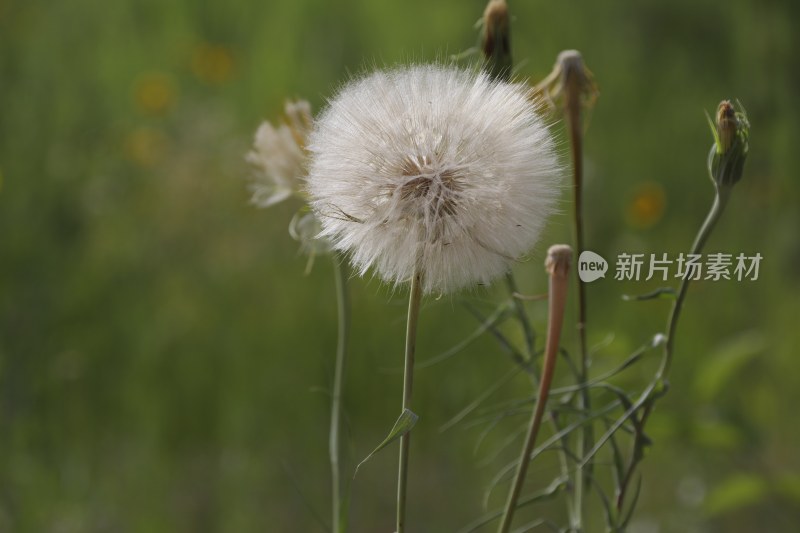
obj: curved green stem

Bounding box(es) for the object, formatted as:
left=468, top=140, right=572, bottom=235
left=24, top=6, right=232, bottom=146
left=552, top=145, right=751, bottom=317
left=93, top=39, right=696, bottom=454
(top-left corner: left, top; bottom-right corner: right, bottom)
left=661, top=186, right=730, bottom=376
left=397, top=270, right=423, bottom=533
left=330, top=257, right=350, bottom=533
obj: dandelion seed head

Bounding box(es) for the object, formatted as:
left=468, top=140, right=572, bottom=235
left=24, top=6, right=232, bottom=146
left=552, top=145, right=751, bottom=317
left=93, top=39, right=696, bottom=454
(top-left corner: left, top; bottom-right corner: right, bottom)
left=246, top=100, right=312, bottom=208
left=306, top=65, right=562, bottom=293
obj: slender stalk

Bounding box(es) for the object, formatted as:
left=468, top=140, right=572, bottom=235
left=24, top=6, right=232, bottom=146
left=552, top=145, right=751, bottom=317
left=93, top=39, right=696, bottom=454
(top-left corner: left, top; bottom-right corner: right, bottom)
left=562, top=53, right=593, bottom=531
left=564, top=67, right=588, bottom=372
left=498, top=246, right=572, bottom=533
left=329, top=257, right=350, bottom=533
left=662, top=186, right=730, bottom=376
left=397, top=269, right=424, bottom=533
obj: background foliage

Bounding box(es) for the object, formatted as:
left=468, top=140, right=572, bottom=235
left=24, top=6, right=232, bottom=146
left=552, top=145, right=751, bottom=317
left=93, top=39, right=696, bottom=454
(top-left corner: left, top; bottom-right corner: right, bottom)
left=1, top=0, right=799, bottom=531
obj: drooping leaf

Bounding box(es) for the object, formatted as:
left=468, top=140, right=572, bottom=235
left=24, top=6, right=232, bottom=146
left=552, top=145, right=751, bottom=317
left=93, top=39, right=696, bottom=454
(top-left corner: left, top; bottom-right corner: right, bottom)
left=354, top=409, right=418, bottom=476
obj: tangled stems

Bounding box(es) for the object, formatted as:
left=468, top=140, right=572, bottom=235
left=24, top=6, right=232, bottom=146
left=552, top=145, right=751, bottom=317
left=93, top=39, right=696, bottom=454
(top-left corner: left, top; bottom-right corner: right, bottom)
left=397, top=269, right=423, bottom=533
left=329, top=257, right=350, bottom=533
left=614, top=185, right=731, bottom=515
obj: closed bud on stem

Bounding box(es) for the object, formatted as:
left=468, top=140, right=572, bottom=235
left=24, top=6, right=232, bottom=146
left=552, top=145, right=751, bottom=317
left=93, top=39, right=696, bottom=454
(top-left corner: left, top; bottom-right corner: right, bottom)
left=707, top=100, right=750, bottom=189
left=481, top=0, right=512, bottom=81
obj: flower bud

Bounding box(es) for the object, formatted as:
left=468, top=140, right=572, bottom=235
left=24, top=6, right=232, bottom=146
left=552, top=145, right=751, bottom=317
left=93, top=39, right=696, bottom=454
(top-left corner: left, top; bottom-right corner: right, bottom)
left=481, top=0, right=512, bottom=81
left=707, top=100, right=749, bottom=188
left=716, top=100, right=737, bottom=154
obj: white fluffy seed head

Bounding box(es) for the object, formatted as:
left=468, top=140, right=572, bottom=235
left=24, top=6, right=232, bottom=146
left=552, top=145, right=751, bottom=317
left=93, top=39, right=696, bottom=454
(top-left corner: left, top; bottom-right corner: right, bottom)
left=306, top=65, right=562, bottom=294
left=247, top=100, right=312, bottom=208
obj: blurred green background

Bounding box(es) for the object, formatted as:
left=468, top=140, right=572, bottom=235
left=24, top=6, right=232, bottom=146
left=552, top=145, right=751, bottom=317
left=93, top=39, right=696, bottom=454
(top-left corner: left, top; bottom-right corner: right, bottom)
left=1, top=0, right=799, bottom=531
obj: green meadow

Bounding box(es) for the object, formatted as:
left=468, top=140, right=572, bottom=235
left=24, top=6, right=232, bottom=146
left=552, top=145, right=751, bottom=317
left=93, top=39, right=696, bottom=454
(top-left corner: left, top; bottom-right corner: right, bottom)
left=1, top=0, right=798, bottom=531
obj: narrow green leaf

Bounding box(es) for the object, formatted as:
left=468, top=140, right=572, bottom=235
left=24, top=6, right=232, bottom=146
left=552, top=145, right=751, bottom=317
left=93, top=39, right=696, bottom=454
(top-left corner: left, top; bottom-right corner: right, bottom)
left=354, top=409, right=418, bottom=476
left=622, top=287, right=676, bottom=301
left=693, top=331, right=765, bottom=401
left=460, top=477, right=565, bottom=533
left=417, top=303, right=509, bottom=369
left=620, top=475, right=643, bottom=528
left=464, top=302, right=529, bottom=371
left=282, top=461, right=330, bottom=532
left=439, top=367, right=520, bottom=433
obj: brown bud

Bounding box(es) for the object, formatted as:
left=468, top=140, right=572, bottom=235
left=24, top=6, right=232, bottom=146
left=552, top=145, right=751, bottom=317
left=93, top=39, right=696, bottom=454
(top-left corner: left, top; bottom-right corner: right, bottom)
left=481, top=0, right=512, bottom=81
left=707, top=99, right=749, bottom=188
left=715, top=100, right=737, bottom=154
left=545, top=244, right=573, bottom=279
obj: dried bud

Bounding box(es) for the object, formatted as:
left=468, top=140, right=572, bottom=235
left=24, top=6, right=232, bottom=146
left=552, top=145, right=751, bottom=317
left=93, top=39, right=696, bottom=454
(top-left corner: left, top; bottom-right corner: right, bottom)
left=545, top=244, right=573, bottom=279
left=558, top=50, right=589, bottom=95
left=707, top=100, right=749, bottom=188
left=534, top=50, right=598, bottom=113
left=481, top=0, right=512, bottom=81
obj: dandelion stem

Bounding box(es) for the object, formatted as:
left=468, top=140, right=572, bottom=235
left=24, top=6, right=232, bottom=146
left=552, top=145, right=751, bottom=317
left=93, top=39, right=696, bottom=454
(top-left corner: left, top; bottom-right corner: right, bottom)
left=330, top=257, right=350, bottom=533
left=397, top=269, right=423, bottom=533
left=498, top=246, right=572, bottom=533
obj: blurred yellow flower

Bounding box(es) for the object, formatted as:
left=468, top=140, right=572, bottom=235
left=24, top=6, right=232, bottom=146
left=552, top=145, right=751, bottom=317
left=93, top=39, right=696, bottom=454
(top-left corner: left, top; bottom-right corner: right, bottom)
left=191, top=44, right=234, bottom=85
left=626, top=181, right=666, bottom=229
left=124, top=127, right=168, bottom=168
left=134, top=72, right=177, bottom=115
